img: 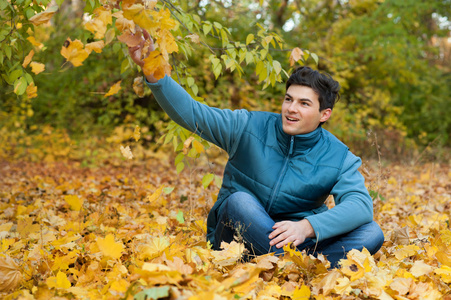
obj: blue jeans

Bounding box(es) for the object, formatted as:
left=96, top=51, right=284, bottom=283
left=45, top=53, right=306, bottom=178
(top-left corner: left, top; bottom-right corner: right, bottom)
left=214, top=192, right=384, bottom=268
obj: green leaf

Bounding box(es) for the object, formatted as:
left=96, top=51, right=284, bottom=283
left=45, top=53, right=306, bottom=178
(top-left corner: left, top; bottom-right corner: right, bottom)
left=202, top=173, right=215, bottom=189
left=246, top=34, right=254, bottom=45
left=9, top=69, right=23, bottom=83
left=176, top=162, right=184, bottom=174
left=120, top=59, right=129, bottom=74
left=203, top=23, right=212, bottom=36
left=0, top=0, right=8, bottom=9
left=187, top=77, right=194, bottom=87
left=273, top=60, right=282, bottom=75
left=14, top=76, right=27, bottom=95
left=4, top=45, right=11, bottom=59
left=176, top=210, right=185, bottom=224
left=134, top=286, right=170, bottom=300
left=174, top=152, right=184, bottom=165
left=213, top=21, right=222, bottom=30
left=163, top=187, right=174, bottom=195
left=311, top=53, right=319, bottom=65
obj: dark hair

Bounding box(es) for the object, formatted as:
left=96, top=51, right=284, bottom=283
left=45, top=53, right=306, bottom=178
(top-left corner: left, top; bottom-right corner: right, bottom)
left=286, top=66, right=340, bottom=111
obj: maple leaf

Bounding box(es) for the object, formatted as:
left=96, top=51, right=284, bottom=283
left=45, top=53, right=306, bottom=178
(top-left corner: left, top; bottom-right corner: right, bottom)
left=97, top=234, right=124, bottom=259
left=46, top=271, right=71, bottom=289
left=60, top=38, right=90, bottom=67
left=165, top=257, right=193, bottom=275
left=289, top=47, right=304, bottom=66
left=26, top=82, right=38, bottom=99
left=292, top=284, right=311, bottom=300
left=410, top=260, right=434, bottom=277
left=139, top=237, right=170, bottom=260
left=0, top=255, right=22, bottom=292
left=30, top=61, right=45, bottom=75
left=105, top=80, right=122, bottom=97
left=394, top=244, right=421, bottom=260
left=120, top=145, right=133, bottom=160
left=211, top=241, right=245, bottom=268
left=29, top=6, right=58, bottom=26
left=17, top=217, right=40, bottom=238
left=434, top=265, right=451, bottom=283
left=133, top=76, right=145, bottom=97
left=64, top=194, right=83, bottom=211
left=85, top=40, right=105, bottom=54
left=22, top=50, right=34, bottom=68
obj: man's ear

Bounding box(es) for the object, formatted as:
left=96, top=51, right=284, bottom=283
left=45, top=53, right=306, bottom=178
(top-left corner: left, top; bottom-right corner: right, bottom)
left=320, top=108, right=332, bottom=123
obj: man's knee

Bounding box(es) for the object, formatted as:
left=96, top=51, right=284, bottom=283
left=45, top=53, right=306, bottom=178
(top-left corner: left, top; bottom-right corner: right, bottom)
left=223, top=192, right=261, bottom=217
left=363, top=221, right=384, bottom=254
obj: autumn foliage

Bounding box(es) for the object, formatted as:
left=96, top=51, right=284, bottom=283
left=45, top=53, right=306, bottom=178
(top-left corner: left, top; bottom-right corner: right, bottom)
left=0, top=146, right=450, bottom=299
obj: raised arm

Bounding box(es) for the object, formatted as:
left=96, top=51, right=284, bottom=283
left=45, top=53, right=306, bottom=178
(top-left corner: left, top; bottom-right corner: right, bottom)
left=127, top=31, right=250, bottom=155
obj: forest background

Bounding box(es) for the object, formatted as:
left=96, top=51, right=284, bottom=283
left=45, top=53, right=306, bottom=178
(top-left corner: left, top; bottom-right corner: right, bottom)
left=0, top=0, right=451, bottom=299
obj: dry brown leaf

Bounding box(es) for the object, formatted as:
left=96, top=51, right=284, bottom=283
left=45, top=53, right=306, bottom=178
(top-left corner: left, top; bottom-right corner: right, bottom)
left=0, top=256, right=22, bottom=292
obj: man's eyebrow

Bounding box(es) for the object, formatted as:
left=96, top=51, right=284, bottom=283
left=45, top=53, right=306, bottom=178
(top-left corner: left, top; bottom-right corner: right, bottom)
left=285, top=93, right=313, bottom=103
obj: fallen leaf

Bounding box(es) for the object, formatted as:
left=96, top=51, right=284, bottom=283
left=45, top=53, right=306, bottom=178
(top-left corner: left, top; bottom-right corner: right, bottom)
left=0, top=256, right=22, bottom=292
left=97, top=234, right=124, bottom=259
left=120, top=145, right=133, bottom=160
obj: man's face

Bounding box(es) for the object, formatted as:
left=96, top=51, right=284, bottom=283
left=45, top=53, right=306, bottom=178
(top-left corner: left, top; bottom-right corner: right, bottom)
left=281, top=85, right=331, bottom=135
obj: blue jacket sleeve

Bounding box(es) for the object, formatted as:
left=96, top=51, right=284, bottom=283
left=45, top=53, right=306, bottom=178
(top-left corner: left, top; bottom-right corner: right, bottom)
left=146, top=75, right=250, bottom=156
left=305, top=151, right=374, bottom=241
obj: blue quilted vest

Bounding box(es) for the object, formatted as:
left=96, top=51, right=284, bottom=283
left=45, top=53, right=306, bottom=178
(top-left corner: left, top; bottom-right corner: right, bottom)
left=206, top=111, right=349, bottom=245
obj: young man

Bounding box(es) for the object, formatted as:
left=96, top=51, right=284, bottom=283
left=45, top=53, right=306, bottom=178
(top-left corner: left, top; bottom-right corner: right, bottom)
left=129, top=36, right=384, bottom=268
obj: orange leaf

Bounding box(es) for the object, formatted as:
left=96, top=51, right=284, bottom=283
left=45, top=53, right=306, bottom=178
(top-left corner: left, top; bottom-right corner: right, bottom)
left=60, top=38, right=90, bottom=67
left=0, top=256, right=22, bottom=292
left=105, top=80, right=122, bottom=97
left=27, top=36, right=44, bottom=49
left=22, top=50, right=35, bottom=68
left=117, top=31, right=143, bottom=47
left=113, top=11, right=136, bottom=32
left=26, top=82, right=38, bottom=99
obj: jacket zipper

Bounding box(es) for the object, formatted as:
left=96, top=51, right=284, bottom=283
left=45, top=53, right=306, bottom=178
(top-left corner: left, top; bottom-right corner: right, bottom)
left=266, top=135, right=294, bottom=213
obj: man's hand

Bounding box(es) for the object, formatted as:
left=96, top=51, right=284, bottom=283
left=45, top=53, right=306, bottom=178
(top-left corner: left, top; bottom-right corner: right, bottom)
left=268, top=219, right=316, bottom=249
left=128, top=29, right=158, bottom=83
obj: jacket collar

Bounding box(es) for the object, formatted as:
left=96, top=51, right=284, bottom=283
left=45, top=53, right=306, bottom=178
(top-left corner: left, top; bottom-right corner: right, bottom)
left=276, top=114, right=323, bottom=153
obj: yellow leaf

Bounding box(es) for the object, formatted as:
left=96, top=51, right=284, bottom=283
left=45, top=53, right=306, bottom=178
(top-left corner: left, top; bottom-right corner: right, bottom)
left=186, top=34, right=200, bottom=44
left=389, top=277, right=413, bottom=296
left=30, top=61, right=45, bottom=75
left=158, top=29, right=179, bottom=59
left=29, top=6, right=58, bottom=26
left=133, top=76, right=145, bottom=97
left=47, top=271, right=71, bottom=289
left=292, top=284, right=311, bottom=300
left=60, top=38, right=90, bottom=67
left=211, top=241, right=245, bottom=268
left=17, top=217, right=40, bottom=238
left=85, top=40, right=105, bottom=54
left=192, top=140, right=204, bottom=154
left=120, top=145, right=133, bottom=160
left=410, top=260, right=434, bottom=277
left=27, top=36, right=44, bottom=49
left=84, top=7, right=112, bottom=39
left=183, top=136, right=195, bottom=154
left=139, top=237, right=170, bottom=260
left=64, top=195, right=83, bottom=211
left=142, top=50, right=171, bottom=80
left=289, top=47, right=304, bottom=66
left=123, top=4, right=156, bottom=30
left=97, top=234, right=124, bottom=259
left=434, top=265, right=451, bottom=283
left=105, top=80, right=122, bottom=97
left=113, top=11, right=135, bottom=32
left=146, top=185, right=164, bottom=203
left=153, top=8, right=177, bottom=32
left=26, top=82, right=38, bottom=99
left=22, top=50, right=34, bottom=68
left=0, top=256, right=22, bottom=292
left=394, top=244, right=420, bottom=260
left=133, top=125, right=141, bottom=142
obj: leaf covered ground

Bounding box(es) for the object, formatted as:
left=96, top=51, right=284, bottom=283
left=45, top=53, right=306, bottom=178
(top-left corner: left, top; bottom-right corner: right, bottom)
left=0, top=152, right=450, bottom=299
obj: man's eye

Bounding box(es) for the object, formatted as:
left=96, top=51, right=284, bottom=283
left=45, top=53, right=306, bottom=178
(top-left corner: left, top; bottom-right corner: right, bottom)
left=285, top=98, right=291, bottom=101
left=302, top=102, right=309, bottom=106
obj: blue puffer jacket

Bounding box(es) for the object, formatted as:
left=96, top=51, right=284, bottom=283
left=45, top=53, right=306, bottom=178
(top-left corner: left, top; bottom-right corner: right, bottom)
left=147, top=75, right=374, bottom=246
